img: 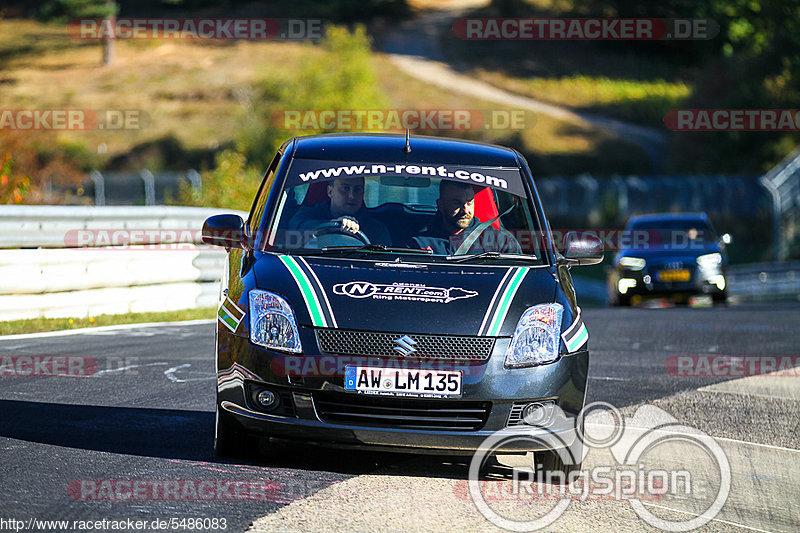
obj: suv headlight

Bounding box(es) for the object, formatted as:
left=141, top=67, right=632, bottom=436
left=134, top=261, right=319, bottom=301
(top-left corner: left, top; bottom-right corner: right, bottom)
left=697, top=253, right=722, bottom=269
left=249, top=289, right=302, bottom=353
left=505, top=303, right=563, bottom=368
left=619, top=256, right=646, bottom=270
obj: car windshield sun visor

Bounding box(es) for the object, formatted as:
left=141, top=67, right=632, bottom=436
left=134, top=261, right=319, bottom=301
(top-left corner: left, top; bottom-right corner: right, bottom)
left=286, top=159, right=528, bottom=197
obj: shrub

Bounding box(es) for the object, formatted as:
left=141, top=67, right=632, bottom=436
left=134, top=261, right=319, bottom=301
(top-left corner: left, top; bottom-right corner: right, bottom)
left=176, top=150, right=261, bottom=210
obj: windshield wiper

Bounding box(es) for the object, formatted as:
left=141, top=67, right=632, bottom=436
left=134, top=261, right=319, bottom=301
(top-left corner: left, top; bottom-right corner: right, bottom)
left=318, top=244, right=434, bottom=255
left=446, top=251, right=538, bottom=263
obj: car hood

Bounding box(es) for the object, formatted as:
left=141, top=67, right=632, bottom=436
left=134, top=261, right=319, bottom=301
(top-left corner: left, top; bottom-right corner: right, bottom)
left=252, top=253, right=557, bottom=336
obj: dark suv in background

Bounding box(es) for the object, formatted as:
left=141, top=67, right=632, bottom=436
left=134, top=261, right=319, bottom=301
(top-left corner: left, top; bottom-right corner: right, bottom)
left=608, top=212, right=731, bottom=306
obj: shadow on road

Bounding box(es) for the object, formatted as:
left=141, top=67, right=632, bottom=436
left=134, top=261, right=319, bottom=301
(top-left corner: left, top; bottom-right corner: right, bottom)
left=0, top=399, right=518, bottom=480
left=0, top=399, right=215, bottom=460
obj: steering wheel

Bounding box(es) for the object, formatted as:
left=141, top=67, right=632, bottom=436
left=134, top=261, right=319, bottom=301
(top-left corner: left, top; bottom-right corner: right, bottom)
left=311, top=221, right=371, bottom=245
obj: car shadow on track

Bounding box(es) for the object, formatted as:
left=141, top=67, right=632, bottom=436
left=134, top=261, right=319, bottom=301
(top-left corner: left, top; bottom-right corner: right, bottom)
left=0, top=399, right=215, bottom=461
left=0, top=399, right=516, bottom=480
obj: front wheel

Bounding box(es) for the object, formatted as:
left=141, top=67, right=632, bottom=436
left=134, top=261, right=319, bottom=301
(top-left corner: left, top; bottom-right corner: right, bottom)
left=609, top=292, right=631, bottom=307
left=536, top=448, right=583, bottom=485
left=712, top=292, right=728, bottom=305
left=214, top=404, right=260, bottom=459
left=536, top=419, right=584, bottom=485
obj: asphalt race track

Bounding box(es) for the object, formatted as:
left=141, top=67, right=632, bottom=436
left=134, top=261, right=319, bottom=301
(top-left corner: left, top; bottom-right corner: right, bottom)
left=1, top=304, right=798, bottom=532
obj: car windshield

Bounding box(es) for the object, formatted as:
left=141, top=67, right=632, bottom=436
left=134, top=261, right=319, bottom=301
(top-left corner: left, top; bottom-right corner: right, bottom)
left=628, top=218, right=718, bottom=249
left=260, top=159, right=546, bottom=263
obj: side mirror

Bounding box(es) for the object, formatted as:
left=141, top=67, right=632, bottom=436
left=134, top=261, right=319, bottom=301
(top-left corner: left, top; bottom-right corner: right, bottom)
left=202, top=214, right=245, bottom=249
left=720, top=233, right=732, bottom=245
left=559, top=231, right=604, bottom=266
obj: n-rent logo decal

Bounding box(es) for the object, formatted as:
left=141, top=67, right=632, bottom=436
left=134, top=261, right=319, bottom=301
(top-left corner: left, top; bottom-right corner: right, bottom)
left=287, top=159, right=527, bottom=197
left=333, top=281, right=478, bottom=304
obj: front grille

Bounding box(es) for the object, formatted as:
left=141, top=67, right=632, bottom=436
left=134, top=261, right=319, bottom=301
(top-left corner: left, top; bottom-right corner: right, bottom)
left=316, top=329, right=495, bottom=361
left=313, top=392, right=491, bottom=431
left=507, top=403, right=526, bottom=426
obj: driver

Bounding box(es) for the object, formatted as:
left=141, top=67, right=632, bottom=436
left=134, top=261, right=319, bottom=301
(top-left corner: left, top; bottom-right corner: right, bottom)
left=289, top=177, right=391, bottom=246
left=410, top=181, right=521, bottom=255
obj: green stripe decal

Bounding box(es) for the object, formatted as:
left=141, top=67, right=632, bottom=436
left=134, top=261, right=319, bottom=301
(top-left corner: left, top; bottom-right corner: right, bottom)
left=486, top=267, right=529, bottom=336
left=279, top=255, right=327, bottom=327
left=567, top=324, right=588, bottom=351
left=217, top=307, right=239, bottom=331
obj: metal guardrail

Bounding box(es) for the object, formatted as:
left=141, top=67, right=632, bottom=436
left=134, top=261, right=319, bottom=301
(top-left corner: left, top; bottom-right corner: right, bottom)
left=75, top=169, right=201, bottom=206
left=760, top=147, right=800, bottom=261
left=535, top=174, right=764, bottom=218
left=728, top=262, right=800, bottom=302
left=0, top=206, right=247, bottom=321
left=572, top=262, right=799, bottom=306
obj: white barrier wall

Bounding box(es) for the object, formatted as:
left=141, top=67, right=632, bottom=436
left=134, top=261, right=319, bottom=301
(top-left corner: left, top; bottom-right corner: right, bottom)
left=0, top=205, right=236, bottom=248
left=0, top=206, right=247, bottom=321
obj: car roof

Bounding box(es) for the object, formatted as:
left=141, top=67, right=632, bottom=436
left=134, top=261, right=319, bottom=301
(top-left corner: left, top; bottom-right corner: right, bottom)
left=627, top=212, right=710, bottom=224
left=289, top=133, right=521, bottom=167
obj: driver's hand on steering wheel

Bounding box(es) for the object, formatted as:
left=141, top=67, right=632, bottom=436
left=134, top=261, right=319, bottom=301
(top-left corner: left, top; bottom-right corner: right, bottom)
left=334, top=216, right=360, bottom=234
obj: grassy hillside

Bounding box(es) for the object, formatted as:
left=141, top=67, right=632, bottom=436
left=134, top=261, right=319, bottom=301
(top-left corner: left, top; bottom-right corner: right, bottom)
left=0, top=18, right=651, bottom=206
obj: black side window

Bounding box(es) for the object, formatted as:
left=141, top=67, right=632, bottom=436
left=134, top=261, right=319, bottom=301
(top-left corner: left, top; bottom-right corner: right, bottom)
left=247, top=152, right=282, bottom=238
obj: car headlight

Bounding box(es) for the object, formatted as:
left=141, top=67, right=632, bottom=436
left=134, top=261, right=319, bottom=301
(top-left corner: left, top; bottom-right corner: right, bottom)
left=697, top=253, right=722, bottom=269
left=249, top=289, right=302, bottom=353
left=619, top=257, right=646, bottom=270
left=505, top=303, right=563, bottom=368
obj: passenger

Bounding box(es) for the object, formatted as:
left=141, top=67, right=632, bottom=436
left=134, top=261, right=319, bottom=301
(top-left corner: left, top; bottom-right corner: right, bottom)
left=410, top=181, right=521, bottom=255
left=289, top=177, right=391, bottom=245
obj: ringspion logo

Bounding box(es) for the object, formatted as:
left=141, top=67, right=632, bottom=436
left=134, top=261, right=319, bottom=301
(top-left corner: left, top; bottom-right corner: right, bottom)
left=468, top=402, right=730, bottom=531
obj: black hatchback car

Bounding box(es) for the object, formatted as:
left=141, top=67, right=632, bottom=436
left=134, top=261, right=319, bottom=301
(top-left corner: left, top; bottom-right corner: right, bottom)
left=608, top=212, right=731, bottom=306
left=202, top=133, right=602, bottom=471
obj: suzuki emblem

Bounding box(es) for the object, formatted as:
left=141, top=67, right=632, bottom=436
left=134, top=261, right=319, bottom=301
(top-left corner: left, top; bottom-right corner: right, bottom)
left=393, top=335, right=418, bottom=356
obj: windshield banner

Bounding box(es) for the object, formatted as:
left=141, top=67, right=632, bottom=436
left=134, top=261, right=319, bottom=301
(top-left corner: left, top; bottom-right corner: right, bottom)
left=287, top=159, right=527, bottom=196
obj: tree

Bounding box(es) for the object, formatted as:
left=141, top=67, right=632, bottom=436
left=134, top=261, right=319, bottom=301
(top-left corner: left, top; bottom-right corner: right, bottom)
left=38, top=0, right=119, bottom=66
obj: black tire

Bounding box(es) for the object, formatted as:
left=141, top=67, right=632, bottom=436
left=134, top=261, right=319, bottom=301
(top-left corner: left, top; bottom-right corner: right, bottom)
left=214, top=405, right=260, bottom=459
left=536, top=449, right=582, bottom=485
left=536, top=420, right=584, bottom=485
left=610, top=293, right=630, bottom=307
left=713, top=292, right=728, bottom=305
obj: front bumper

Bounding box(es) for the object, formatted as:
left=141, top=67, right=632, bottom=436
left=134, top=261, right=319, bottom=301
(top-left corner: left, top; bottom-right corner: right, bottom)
left=612, top=265, right=727, bottom=298
left=217, top=329, right=588, bottom=454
